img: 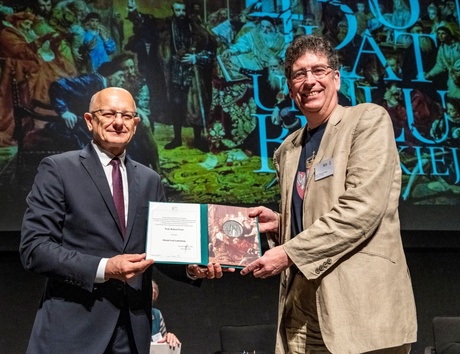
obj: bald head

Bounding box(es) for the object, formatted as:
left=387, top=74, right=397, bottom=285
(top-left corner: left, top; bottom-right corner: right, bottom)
left=89, top=87, right=136, bottom=112
left=85, top=87, right=139, bottom=156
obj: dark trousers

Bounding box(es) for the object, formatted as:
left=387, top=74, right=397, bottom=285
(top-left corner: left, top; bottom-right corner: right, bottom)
left=104, top=305, right=138, bottom=354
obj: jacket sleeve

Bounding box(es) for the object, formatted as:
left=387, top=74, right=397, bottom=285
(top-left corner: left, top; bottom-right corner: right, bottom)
left=19, top=157, right=101, bottom=292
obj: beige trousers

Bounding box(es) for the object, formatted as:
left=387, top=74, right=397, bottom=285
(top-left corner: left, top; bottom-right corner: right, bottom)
left=284, top=273, right=411, bottom=354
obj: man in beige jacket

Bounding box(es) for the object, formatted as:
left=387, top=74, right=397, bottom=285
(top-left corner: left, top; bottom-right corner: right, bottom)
left=241, top=35, right=417, bottom=353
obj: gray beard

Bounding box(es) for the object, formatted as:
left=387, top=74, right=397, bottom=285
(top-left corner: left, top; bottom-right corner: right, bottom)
left=268, top=71, right=284, bottom=90
left=260, top=31, right=277, bottom=47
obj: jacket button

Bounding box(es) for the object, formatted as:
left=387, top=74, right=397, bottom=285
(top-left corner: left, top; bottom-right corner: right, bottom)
left=315, top=268, right=320, bottom=274
left=327, top=258, right=332, bottom=264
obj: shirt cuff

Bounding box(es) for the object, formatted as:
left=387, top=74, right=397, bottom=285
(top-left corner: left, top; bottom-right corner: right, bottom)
left=95, top=258, right=109, bottom=283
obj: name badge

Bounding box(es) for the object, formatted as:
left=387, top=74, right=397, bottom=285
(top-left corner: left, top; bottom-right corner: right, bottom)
left=314, top=158, right=334, bottom=181
left=151, top=332, right=162, bottom=343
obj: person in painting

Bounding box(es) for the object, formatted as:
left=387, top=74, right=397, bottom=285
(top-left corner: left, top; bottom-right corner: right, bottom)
left=221, top=16, right=286, bottom=71
left=82, top=12, right=116, bottom=72
left=159, top=1, right=216, bottom=152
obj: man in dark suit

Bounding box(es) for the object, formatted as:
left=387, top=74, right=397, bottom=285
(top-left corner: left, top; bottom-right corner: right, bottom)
left=19, top=87, right=224, bottom=353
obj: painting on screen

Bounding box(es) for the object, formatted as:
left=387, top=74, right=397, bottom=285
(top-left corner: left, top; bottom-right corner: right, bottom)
left=0, top=0, right=459, bottom=230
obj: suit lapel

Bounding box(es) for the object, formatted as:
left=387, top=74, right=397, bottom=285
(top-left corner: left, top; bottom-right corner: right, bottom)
left=80, top=145, right=124, bottom=239
left=281, top=131, right=304, bottom=243
left=125, top=157, right=139, bottom=244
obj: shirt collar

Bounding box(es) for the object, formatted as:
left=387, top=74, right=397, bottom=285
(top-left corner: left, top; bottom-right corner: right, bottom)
left=91, top=141, right=126, bottom=167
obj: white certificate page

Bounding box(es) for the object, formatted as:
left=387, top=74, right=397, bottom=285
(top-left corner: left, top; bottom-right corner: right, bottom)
left=146, top=202, right=202, bottom=263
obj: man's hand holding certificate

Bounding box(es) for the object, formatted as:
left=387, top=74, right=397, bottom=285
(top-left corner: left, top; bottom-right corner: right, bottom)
left=146, top=202, right=261, bottom=268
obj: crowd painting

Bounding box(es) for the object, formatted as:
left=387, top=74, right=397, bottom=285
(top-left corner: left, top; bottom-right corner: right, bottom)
left=0, top=0, right=459, bottom=211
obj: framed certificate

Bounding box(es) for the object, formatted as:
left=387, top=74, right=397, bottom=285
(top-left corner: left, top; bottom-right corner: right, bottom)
left=146, top=202, right=261, bottom=268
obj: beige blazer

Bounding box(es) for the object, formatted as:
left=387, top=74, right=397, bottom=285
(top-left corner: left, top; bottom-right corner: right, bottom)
left=270, top=104, right=417, bottom=353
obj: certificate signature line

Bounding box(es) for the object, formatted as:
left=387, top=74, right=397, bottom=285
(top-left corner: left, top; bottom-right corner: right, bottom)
left=178, top=244, right=193, bottom=253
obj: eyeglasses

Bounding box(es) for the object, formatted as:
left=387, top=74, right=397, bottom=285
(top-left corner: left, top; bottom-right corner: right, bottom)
left=91, top=109, right=138, bottom=121
left=291, top=65, right=332, bottom=82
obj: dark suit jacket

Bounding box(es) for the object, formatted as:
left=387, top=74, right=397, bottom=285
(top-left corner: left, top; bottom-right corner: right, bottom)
left=20, top=144, right=181, bottom=353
